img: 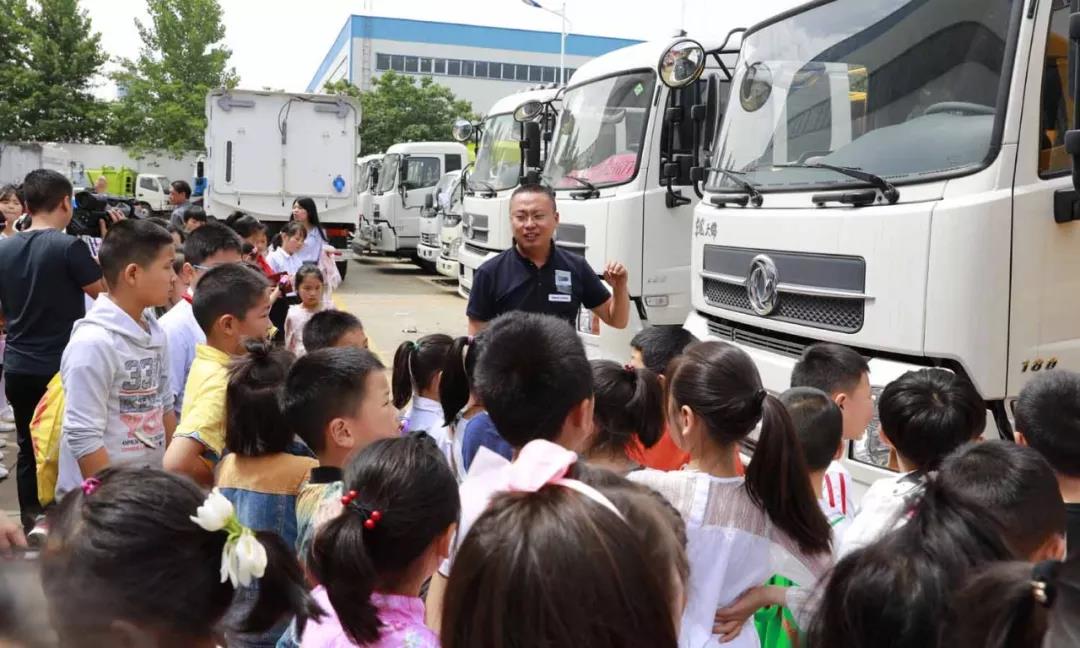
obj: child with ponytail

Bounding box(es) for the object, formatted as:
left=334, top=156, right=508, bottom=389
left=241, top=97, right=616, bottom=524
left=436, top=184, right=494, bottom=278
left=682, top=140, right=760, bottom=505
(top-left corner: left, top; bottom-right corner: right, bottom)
left=392, top=334, right=453, bottom=439
left=630, top=341, right=833, bottom=647
left=301, top=435, right=460, bottom=647
left=586, top=360, right=664, bottom=475
left=41, top=467, right=319, bottom=648
left=439, top=333, right=512, bottom=478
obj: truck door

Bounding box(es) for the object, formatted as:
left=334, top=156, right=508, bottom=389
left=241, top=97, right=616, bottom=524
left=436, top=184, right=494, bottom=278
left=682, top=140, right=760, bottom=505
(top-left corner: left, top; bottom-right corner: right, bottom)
left=1009, top=0, right=1080, bottom=399
left=397, top=156, right=442, bottom=240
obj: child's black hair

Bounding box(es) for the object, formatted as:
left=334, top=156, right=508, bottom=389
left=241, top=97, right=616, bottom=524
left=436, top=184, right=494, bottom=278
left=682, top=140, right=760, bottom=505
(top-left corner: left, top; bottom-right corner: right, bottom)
left=790, top=342, right=870, bottom=395
left=41, top=467, right=320, bottom=647
left=779, top=386, right=843, bottom=473
left=282, top=347, right=386, bottom=454
left=1015, top=370, right=1080, bottom=477
left=226, top=211, right=268, bottom=239
left=439, top=333, right=485, bottom=426
left=310, top=436, right=459, bottom=645
left=22, top=169, right=71, bottom=214
left=192, top=263, right=270, bottom=335
left=948, top=557, right=1080, bottom=648
left=182, top=222, right=242, bottom=266
left=630, top=325, right=696, bottom=375
left=295, top=263, right=324, bottom=289
left=302, top=310, right=364, bottom=353
left=392, top=334, right=454, bottom=409
left=807, top=476, right=1013, bottom=648
left=667, top=341, right=832, bottom=556
left=183, top=205, right=208, bottom=225
left=97, top=219, right=175, bottom=287
left=278, top=221, right=306, bottom=244
left=227, top=340, right=296, bottom=456
left=878, top=368, right=986, bottom=470
left=473, top=312, right=593, bottom=447
left=167, top=221, right=186, bottom=244
left=590, top=360, right=664, bottom=454
left=938, top=440, right=1065, bottom=559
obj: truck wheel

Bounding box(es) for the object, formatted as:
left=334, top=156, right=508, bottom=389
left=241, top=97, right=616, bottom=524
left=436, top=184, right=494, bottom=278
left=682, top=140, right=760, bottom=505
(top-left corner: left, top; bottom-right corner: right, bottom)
left=133, top=202, right=152, bottom=219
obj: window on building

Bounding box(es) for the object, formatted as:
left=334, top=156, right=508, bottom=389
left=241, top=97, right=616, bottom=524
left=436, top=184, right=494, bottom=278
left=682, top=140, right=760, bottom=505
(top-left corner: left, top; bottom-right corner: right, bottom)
left=502, top=63, right=516, bottom=80
left=462, top=60, right=475, bottom=77
left=448, top=59, right=461, bottom=76
left=405, top=56, right=418, bottom=73
left=529, top=65, right=543, bottom=82
left=543, top=66, right=556, bottom=83
left=516, top=64, right=529, bottom=81
left=475, top=61, right=488, bottom=77
left=390, top=55, right=405, bottom=71
left=489, top=62, right=502, bottom=79
left=419, top=57, right=432, bottom=73
left=376, top=53, right=391, bottom=71
left=434, top=58, right=446, bottom=74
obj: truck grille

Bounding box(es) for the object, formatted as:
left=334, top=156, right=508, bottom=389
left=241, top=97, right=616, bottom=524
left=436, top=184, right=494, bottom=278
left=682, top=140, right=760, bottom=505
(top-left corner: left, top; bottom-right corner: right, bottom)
left=703, top=278, right=865, bottom=333
left=421, top=233, right=438, bottom=246
left=704, top=316, right=808, bottom=359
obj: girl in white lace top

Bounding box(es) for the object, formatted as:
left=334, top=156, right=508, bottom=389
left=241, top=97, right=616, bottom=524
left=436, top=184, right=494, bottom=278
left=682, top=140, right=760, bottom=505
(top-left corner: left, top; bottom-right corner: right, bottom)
left=630, top=341, right=834, bottom=648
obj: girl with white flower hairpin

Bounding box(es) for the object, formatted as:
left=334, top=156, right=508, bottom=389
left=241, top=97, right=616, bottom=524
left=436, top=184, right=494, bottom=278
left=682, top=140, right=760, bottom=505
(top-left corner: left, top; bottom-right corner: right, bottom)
left=39, top=468, right=321, bottom=648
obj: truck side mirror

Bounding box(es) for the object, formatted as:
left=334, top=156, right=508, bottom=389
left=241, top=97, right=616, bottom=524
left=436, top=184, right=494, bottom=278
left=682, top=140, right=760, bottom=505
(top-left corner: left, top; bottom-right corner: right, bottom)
left=701, top=73, right=722, bottom=153
left=424, top=193, right=434, bottom=210
left=196, top=161, right=204, bottom=178
left=522, top=121, right=542, bottom=171
left=1067, top=10, right=1080, bottom=192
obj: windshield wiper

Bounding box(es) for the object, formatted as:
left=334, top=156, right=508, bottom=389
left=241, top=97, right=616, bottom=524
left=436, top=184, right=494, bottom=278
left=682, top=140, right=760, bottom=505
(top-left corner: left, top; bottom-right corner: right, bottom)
left=558, top=174, right=600, bottom=200
left=774, top=162, right=900, bottom=204
left=705, top=168, right=763, bottom=208
left=467, top=179, right=497, bottom=198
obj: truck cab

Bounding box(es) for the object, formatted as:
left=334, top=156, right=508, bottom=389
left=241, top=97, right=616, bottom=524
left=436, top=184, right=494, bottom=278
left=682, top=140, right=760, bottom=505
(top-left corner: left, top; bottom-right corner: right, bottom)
left=418, top=170, right=464, bottom=269
left=355, top=142, right=467, bottom=257
left=455, top=87, right=562, bottom=298
left=436, top=176, right=466, bottom=278
left=542, top=37, right=737, bottom=360
left=673, top=0, right=1080, bottom=498
left=355, top=153, right=382, bottom=237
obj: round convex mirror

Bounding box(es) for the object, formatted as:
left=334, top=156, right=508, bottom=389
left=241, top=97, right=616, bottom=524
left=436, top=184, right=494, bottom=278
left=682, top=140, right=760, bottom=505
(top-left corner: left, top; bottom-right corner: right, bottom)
left=514, top=100, right=544, bottom=123
left=451, top=119, right=474, bottom=142
left=658, top=38, right=706, bottom=89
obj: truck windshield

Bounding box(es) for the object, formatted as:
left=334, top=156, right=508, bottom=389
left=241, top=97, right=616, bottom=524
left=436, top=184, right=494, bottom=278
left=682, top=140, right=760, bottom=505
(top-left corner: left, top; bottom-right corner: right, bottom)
left=709, top=0, right=1019, bottom=192
left=376, top=154, right=399, bottom=193
left=471, top=114, right=522, bottom=192
left=545, top=71, right=655, bottom=190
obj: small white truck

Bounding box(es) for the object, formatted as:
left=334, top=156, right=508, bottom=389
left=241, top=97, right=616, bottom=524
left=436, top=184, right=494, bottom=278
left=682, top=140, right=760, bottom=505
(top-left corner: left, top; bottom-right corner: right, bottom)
left=417, top=170, right=463, bottom=271
left=353, top=141, right=468, bottom=258
left=670, top=0, right=1080, bottom=497
left=436, top=179, right=465, bottom=279
left=204, top=89, right=361, bottom=276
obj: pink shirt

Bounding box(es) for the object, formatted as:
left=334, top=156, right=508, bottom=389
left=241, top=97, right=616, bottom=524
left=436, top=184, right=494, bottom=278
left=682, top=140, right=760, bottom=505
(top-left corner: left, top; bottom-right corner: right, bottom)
left=301, top=587, right=438, bottom=648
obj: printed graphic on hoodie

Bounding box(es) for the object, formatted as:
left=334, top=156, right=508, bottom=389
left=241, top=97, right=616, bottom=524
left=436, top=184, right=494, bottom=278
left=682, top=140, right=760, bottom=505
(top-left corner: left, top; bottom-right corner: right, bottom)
left=56, top=295, right=172, bottom=499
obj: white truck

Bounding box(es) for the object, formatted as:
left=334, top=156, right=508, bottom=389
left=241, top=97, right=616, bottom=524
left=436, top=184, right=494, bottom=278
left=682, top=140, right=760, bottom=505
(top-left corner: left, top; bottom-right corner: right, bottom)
left=354, top=141, right=468, bottom=259
left=436, top=188, right=465, bottom=278
left=417, top=170, right=463, bottom=271
left=668, top=0, right=1080, bottom=495
left=204, top=89, right=361, bottom=276
left=356, top=153, right=382, bottom=234
left=454, top=87, right=562, bottom=298
left=537, top=36, right=737, bottom=360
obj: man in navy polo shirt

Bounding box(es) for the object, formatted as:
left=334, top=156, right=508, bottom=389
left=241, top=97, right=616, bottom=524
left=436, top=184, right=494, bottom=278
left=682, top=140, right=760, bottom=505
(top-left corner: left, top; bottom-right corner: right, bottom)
left=466, top=183, right=629, bottom=334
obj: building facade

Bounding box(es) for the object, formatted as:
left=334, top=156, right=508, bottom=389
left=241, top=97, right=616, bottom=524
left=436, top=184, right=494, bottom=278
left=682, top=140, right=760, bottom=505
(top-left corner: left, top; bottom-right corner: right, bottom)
left=307, top=15, right=640, bottom=113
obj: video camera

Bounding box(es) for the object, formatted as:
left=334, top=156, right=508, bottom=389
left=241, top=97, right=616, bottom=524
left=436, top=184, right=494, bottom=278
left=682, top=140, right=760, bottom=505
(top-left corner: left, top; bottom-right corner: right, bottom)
left=70, top=191, right=139, bottom=236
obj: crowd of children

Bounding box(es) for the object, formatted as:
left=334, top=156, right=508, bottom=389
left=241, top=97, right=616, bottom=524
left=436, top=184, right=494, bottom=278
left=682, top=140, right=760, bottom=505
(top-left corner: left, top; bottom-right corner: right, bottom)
left=0, top=169, right=1078, bottom=648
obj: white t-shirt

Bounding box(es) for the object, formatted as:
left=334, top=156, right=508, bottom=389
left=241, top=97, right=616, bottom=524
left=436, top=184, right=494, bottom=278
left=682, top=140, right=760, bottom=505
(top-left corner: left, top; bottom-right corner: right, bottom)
left=437, top=447, right=512, bottom=578
left=267, top=248, right=305, bottom=296
left=821, top=460, right=856, bottom=544
left=297, top=228, right=327, bottom=265
left=838, top=471, right=925, bottom=558
left=158, top=298, right=205, bottom=417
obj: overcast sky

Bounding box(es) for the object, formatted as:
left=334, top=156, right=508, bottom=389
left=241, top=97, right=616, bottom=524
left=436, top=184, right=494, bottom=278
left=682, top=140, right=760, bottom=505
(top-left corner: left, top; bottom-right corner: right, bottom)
left=81, top=0, right=798, bottom=97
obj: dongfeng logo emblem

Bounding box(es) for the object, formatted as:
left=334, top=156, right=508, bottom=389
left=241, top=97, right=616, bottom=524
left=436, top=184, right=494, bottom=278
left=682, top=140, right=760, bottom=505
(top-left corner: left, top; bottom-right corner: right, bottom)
left=746, top=255, right=779, bottom=316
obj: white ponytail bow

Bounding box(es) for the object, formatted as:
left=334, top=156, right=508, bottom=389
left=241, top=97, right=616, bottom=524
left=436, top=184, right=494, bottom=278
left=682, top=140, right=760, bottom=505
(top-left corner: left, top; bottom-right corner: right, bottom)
left=190, top=488, right=268, bottom=587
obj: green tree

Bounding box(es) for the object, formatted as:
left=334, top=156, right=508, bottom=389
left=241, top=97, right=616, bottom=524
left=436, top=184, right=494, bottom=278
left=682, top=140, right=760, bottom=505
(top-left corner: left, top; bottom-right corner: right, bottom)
left=325, top=72, right=478, bottom=155
left=0, top=0, right=107, bottom=142
left=111, top=0, right=238, bottom=155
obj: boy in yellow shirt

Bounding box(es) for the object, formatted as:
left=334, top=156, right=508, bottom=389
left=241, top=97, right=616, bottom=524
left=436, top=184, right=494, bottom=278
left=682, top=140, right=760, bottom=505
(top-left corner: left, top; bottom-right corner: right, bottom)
left=163, top=264, right=272, bottom=486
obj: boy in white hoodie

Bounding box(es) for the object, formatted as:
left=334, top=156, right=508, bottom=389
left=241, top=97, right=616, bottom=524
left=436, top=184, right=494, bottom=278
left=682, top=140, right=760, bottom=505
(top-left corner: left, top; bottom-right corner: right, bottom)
left=56, top=220, right=178, bottom=499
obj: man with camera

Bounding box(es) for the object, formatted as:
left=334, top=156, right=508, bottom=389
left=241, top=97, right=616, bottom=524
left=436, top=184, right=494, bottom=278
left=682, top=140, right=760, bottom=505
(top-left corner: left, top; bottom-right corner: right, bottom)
left=0, top=169, right=107, bottom=534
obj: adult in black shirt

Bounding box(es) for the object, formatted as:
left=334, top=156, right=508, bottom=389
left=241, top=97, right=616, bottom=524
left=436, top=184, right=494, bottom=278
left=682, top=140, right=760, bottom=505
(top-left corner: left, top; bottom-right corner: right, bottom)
left=0, top=170, right=104, bottom=531
left=466, top=184, right=629, bottom=334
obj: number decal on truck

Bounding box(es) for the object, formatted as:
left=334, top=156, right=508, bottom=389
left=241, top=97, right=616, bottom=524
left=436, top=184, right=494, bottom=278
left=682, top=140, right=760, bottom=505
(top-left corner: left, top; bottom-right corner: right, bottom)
left=1021, top=358, right=1058, bottom=373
